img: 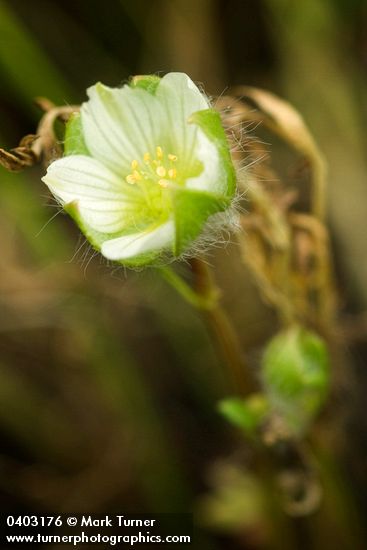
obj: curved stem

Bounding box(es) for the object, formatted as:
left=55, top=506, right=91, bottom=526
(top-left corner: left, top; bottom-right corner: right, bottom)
left=160, top=260, right=257, bottom=395
left=190, top=258, right=257, bottom=395
left=158, top=265, right=217, bottom=310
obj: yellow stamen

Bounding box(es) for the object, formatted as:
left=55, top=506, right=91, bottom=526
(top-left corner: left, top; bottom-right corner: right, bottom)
left=127, top=147, right=179, bottom=189
left=156, top=166, right=166, bottom=177
left=158, top=179, right=169, bottom=188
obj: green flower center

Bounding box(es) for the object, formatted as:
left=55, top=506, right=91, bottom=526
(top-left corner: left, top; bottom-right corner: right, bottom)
left=123, top=144, right=204, bottom=226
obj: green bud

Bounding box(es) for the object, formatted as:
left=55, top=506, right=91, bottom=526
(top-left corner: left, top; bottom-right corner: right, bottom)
left=262, top=325, right=329, bottom=435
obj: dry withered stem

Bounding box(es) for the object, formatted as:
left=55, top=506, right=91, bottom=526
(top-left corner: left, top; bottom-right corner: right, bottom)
left=229, top=86, right=328, bottom=222
left=189, top=257, right=257, bottom=396
left=0, top=134, right=39, bottom=172
left=219, top=88, right=337, bottom=332
left=0, top=99, right=79, bottom=172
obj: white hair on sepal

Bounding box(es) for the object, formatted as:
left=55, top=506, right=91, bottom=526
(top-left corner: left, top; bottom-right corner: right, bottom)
left=180, top=198, right=242, bottom=262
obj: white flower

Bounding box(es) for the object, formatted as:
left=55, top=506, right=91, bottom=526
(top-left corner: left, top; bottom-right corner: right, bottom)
left=42, top=72, right=236, bottom=266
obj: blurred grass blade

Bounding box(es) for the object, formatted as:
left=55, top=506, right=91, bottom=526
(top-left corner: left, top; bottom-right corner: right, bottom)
left=86, top=324, right=191, bottom=512
left=0, top=0, right=74, bottom=107
left=0, top=167, right=72, bottom=263
left=0, top=362, right=81, bottom=465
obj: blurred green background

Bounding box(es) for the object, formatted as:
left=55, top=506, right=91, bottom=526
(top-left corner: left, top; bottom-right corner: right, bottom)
left=1, top=1, right=367, bottom=548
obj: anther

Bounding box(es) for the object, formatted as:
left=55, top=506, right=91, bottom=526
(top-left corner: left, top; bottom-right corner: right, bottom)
left=131, top=159, right=139, bottom=170
left=158, top=179, right=169, bottom=188
left=168, top=154, right=177, bottom=162
left=156, top=166, right=166, bottom=177
left=168, top=168, right=177, bottom=179
left=143, top=152, right=151, bottom=163
left=126, top=174, right=136, bottom=184
left=156, top=146, right=163, bottom=159
left=133, top=170, right=142, bottom=181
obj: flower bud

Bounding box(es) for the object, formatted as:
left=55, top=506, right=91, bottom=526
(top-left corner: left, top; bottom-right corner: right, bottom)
left=262, top=325, right=329, bottom=435
left=218, top=394, right=269, bottom=437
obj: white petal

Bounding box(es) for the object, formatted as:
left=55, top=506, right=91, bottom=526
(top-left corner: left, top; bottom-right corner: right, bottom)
left=156, top=73, right=210, bottom=163
left=185, top=128, right=225, bottom=194
left=158, top=73, right=209, bottom=115
left=42, top=155, right=137, bottom=233
left=78, top=203, right=135, bottom=234
left=81, top=83, right=165, bottom=175
left=101, top=220, right=175, bottom=261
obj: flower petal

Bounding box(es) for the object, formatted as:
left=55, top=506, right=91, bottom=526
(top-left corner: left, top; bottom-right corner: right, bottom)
left=185, top=128, right=222, bottom=193
left=186, top=109, right=236, bottom=196
left=81, top=82, right=166, bottom=175
left=101, top=220, right=175, bottom=261
left=42, top=155, right=139, bottom=233
left=156, top=73, right=210, bottom=164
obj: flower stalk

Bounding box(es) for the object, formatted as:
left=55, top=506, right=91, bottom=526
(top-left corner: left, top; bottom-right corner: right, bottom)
left=162, top=258, right=257, bottom=396
left=190, top=258, right=257, bottom=395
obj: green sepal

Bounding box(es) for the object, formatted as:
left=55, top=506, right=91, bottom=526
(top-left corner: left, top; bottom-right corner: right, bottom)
left=218, top=394, right=270, bottom=437
left=117, top=252, right=161, bottom=268
left=64, top=201, right=108, bottom=250
left=64, top=112, right=90, bottom=156
left=129, top=75, right=161, bottom=94
left=189, top=108, right=236, bottom=198
left=262, top=325, right=329, bottom=435
left=172, top=187, right=229, bottom=255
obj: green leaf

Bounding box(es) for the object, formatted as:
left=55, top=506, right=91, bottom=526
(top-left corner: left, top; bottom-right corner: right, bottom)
left=64, top=113, right=90, bottom=156
left=218, top=394, right=269, bottom=436
left=172, top=187, right=229, bottom=255
left=189, top=108, right=236, bottom=198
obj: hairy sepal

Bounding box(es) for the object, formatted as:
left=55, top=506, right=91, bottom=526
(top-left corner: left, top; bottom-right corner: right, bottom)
left=64, top=113, right=90, bottom=156
left=189, top=108, right=236, bottom=199
left=172, top=187, right=229, bottom=255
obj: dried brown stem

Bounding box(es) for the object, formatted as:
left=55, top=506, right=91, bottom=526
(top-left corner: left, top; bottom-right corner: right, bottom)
left=0, top=103, right=80, bottom=172
left=189, top=257, right=257, bottom=396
